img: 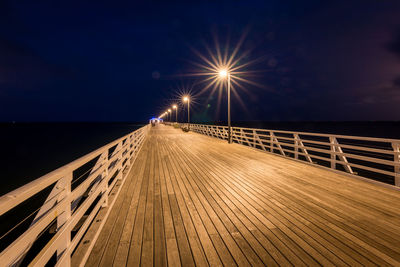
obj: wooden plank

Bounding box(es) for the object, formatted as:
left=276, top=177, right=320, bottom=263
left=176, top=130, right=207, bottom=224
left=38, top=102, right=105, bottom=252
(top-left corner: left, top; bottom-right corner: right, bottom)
left=194, top=136, right=400, bottom=265
left=159, top=142, right=224, bottom=266
left=213, top=162, right=378, bottom=266
left=156, top=136, right=181, bottom=267
left=159, top=142, right=236, bottom=267
left=221, top=148, right=400, bottom=238
left=173, top=140, right=324, bottom=266
left=161, top=142, right=209, bottom=266
left=125, top=140, right=152, bottom=266
left=171, top=141, right=317, bottom=266
left=141, top=144, right=155, bottom=266
left=159, top=138, right=196, bottom=267
left=153, top=137, right=167, bottom=267
left=163, top=142, right=250, bottom=267
left=166, top=142, right=278, bottom=266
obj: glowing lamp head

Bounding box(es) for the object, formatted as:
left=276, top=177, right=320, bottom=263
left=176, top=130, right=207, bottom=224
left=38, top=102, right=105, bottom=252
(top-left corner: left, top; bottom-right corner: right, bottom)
left=172, top=105, right=177, bottom=109
left=168, top=109, right=171, bottom=112
left=183, top=96, right=189, bottom=102
left=218, top=69, right=228, bottom=79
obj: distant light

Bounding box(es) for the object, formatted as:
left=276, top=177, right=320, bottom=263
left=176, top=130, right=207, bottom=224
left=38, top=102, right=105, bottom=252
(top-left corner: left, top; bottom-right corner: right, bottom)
left=168, top=109, right=171, bottom=112
left=183, top=96, right=189, bottom=102
left=173, top=105, right=177, bottom=109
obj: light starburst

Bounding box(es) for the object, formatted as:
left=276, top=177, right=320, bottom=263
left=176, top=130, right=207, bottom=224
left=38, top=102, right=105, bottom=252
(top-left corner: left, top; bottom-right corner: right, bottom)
left=187, top=31, right=269, bottom=115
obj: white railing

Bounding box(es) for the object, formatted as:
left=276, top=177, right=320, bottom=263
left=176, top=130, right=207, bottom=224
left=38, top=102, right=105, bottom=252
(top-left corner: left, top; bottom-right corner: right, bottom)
left=0, top=125, right=150, bottom=266
left=189, top=124, right=400, bottom=187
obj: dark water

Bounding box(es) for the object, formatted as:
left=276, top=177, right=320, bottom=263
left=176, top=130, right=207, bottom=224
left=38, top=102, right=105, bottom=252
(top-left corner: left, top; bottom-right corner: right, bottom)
left=0, top=122, right=143, bottom=196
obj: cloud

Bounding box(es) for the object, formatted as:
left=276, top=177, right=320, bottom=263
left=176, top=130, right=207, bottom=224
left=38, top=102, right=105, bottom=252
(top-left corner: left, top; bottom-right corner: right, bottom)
left=393, top=76, right=400, bottom=88
left=384, top=29, right=400, bottom=92
left=386, top=28, right=400, bottom=59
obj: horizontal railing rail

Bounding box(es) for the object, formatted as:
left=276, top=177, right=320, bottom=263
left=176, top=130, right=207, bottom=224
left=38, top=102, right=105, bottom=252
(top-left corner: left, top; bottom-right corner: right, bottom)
left=0, top=125, right=150, bottom=266
left=189, top=123, right=400, bottom=187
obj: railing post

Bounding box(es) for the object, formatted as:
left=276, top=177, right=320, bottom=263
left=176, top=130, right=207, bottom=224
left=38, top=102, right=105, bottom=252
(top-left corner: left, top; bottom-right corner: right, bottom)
left=117, top=141, right=123, bottom=180
left=294, top=134, right=299, bottom=159
left=329, top=137, right=336, bottom=169
left=392, top=142, right=400, bottom=186
left=270, top=131, right=273, bottom=152
left=253, top=130, right=257, bottom=147
left=296, top=134, right=312, bottom=163
left=332, top=137, right=353, bottom=174
left=254, top=130, right=267, bottom=151
left=57, top=172, right=73, bottom=266
left=125, top=136, right=132, bottom=168
left=129, top=135, right=133, bottom=160
left=101, top=151, right=109, bottom=208
left=271, top=132, right=285, bottom=156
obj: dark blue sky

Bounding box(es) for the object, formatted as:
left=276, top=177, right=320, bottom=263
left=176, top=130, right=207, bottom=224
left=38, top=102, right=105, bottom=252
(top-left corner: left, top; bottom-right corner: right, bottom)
left=1, top=0, right=400, bottom=122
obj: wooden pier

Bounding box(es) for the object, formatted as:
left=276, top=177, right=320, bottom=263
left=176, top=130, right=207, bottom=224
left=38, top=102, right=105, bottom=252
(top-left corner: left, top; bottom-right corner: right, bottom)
left=77, top=124, right=400, bottom=266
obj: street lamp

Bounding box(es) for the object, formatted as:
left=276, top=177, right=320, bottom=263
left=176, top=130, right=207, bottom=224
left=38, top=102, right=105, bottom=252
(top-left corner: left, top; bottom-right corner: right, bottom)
left=218, top=68, right=232, bottom=143
left=172, top=104, right=177, bottom=123
left=183, top=96, right=190, bottom=127
left=168, top=109, right=171, bottom=123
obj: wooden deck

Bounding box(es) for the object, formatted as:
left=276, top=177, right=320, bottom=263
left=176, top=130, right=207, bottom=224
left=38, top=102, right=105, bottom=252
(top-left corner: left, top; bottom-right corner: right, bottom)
left=83, top=124, right=400, bottom=266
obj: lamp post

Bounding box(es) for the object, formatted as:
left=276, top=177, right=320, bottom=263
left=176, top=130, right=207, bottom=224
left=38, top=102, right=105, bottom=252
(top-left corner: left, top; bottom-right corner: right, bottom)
left=183, top=96, right=190, bottom=128
left=218, top=69, right=232, bottom=143
left=172, top=105, right=177, bottom=123
left=168, top=109, right=171, bottom=123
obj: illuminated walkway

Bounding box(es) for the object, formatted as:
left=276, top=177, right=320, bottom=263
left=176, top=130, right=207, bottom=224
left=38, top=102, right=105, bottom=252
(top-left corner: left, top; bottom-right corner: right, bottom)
left=78, top=124, right=400, bottom=266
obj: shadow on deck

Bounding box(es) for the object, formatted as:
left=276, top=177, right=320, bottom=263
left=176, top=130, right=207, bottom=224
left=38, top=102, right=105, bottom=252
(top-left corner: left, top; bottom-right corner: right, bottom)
left=76, top=124, right=400, bottom=266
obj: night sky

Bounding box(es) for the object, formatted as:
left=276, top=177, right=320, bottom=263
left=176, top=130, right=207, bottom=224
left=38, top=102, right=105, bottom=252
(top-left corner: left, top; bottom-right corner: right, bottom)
left=1, top=0, right=400, bottom=122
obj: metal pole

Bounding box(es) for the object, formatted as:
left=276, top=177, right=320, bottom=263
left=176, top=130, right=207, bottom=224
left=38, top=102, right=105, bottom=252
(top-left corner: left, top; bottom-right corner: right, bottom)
left=188, top=101, right=190, bottom=129
left=176, top=108, right=178, bottom=123
left=228, top=74, right=232, bottom=143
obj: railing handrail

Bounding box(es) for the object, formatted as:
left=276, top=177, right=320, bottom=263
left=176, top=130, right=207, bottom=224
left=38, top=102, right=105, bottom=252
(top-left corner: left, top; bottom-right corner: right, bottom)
left=189, top=123, right=400, bottom=188
left=190, top=123, right=400, bottom=143
left=0, top=126, right=143, bottom=216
